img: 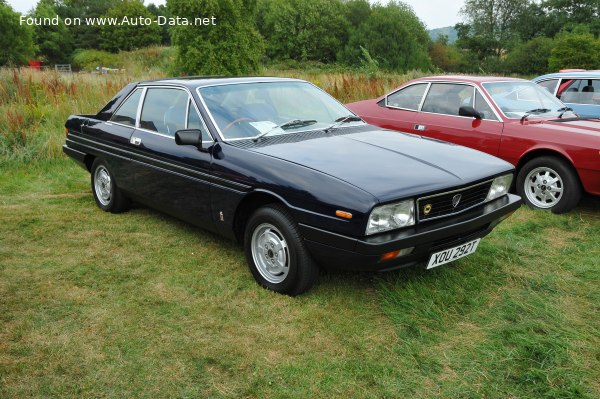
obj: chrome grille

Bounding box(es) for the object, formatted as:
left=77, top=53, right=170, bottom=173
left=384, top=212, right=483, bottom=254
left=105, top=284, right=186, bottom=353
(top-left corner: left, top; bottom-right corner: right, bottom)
left=417, top=181, right=492, bottom=222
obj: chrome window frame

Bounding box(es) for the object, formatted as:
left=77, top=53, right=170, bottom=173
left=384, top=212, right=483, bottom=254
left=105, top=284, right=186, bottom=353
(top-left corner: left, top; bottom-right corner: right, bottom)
left=108, top=84, right=214, bottom=145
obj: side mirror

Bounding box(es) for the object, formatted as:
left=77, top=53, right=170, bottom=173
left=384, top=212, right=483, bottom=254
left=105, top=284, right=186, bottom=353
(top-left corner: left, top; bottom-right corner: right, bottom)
left=459, top=106, right=482, bottom=120
left=175, top=129, right=205, bottom=151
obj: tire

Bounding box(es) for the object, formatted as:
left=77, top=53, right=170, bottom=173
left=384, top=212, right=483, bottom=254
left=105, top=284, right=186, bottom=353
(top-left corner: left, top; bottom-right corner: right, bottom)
left=516, top=156, right=581, bottom=214
left=90, top=158, right=130, bottom=213
left=244, top=204, right=318, bottom=296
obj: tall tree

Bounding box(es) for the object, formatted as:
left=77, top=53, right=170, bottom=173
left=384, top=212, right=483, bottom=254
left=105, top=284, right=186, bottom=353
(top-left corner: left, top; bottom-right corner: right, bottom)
left=458, top=0, right=530, bottom=58
left=31, top=0, right=73, bottom=64
left=169, top=0, right=264, bottom=75
left=258, top=0, right=349, bottom=63
left=340, top=1, right=431, bottom=72
left=0, top=2, right=36, bottom=65
left=100, top=0, right=162, bottom=52
left=56, top=0, right=119, bottom=49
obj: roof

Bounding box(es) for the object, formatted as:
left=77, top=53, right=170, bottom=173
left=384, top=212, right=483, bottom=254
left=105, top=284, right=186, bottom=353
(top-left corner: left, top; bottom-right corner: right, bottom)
left=534, top=71, right=600, bottom=81
left=414, top=75, right=526, bottom=84
left=137, top=76, right=301, bottom=89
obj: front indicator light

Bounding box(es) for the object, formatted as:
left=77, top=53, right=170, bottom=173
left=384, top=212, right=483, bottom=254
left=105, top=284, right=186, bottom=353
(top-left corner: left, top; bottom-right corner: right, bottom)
left=380, top=247, right=414, bottom=262
left=486, top=174, right=513, bottom=202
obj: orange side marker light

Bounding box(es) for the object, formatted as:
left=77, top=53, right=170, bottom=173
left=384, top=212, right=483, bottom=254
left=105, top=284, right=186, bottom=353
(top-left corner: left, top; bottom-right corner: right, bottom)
left=335, top=210, right=353, bottom=219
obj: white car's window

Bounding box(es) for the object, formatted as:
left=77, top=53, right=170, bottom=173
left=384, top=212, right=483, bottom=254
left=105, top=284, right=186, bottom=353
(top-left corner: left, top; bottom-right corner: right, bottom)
left=110, top=89, right=143, bottom=127
left=198, top=81, right=361, bottom=140
left=559, top=79, right=600, bottom=105
left=140, top=88, right=188, bottom=137
left=421, top=83, right=473, bottom=116
left=482, top=81, right=571, bottom=119
left=386, top=83, right=427, bottom=110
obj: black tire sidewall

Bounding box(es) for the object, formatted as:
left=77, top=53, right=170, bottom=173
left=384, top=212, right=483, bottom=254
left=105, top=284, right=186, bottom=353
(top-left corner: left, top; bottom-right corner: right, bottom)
left=91, top=159, right=116, bottom=212
left=244, top=205, right=315, bottom=295
left=516, top=156, right=581, bottom=214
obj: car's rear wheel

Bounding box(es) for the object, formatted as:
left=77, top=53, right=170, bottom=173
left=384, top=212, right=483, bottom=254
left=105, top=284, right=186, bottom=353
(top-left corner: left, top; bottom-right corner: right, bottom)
left=516, top=156, right=581, bottom=214
left=244, top=204, right=318, bottom=296
left=91, top=158, right=130, bottom=213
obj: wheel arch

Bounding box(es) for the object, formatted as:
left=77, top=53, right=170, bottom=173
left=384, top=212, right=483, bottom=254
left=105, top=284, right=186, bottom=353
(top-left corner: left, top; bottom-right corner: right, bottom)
left=232, top=190, right=290, bottom=243
left=84, top=154, right=95, bottom=172
left=516, top=148, right=581, bottom=185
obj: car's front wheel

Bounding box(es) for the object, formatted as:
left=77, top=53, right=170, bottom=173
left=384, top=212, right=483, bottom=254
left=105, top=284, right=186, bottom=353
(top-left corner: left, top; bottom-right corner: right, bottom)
left=244, top=204, right=318, bottom=296
left=91, top=158, right=130, bottom=213
left=516, top=156, right=581, bottom=214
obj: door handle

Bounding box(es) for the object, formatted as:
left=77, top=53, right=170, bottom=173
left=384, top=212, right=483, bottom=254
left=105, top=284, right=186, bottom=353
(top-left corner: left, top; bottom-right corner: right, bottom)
left=414, top=124, right=426, bottom=131
left=130, top=136, right=142, bottom=146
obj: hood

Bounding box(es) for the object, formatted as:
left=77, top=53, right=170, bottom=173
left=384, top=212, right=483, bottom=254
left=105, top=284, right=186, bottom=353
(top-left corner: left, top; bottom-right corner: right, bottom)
left=532, top=118, right=600, bottom=137
left=250, top=128, right=514, bottom=203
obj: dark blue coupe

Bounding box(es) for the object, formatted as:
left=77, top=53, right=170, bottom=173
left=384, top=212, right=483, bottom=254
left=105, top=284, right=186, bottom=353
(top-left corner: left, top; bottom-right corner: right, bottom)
left=64, top=77, right=521, bottom=295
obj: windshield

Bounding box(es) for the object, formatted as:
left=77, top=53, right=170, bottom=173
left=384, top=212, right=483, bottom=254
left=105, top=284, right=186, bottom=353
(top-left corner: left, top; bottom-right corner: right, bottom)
left=198, top=81, right=362, bottom=140
left=482, top=81, right=574, bottom=119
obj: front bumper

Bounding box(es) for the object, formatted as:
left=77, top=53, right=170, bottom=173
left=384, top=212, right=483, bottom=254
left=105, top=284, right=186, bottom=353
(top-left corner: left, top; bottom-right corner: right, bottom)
left=300, top=193, right=522, bottom=271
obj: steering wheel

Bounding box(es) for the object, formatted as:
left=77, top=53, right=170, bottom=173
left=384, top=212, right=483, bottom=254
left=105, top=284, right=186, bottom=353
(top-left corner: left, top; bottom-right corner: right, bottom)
left=223, top=117, right=254, bottom=133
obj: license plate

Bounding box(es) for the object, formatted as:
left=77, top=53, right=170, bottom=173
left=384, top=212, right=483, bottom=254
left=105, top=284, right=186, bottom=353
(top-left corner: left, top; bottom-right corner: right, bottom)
left=426, top=238, right=481, bottom=269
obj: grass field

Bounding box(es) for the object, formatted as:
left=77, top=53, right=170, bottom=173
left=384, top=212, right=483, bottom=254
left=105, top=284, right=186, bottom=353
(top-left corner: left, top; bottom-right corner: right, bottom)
left=1, top=68, right=599, bottom=398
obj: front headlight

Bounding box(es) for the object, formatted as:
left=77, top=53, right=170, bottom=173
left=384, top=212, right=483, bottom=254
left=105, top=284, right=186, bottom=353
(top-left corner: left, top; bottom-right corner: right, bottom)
left=486, top=174, right=513, bottom=202
left=366, top=199, right=415, bottom=235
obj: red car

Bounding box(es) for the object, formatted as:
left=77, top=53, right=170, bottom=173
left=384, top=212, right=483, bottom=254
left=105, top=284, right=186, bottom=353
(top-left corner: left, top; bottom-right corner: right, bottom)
left=347, top=76, right=600, bottom=213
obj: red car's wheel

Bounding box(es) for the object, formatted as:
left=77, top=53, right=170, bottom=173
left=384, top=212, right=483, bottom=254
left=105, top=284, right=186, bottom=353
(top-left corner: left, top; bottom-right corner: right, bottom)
left=516, top=156, right=581, bottom=214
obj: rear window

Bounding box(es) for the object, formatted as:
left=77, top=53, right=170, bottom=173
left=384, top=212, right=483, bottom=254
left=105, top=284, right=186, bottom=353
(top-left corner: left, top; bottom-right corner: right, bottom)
left=110, top=89, right=142, bottom=127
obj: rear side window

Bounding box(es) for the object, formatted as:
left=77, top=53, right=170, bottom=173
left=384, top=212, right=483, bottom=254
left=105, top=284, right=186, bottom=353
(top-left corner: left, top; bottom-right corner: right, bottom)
left=140, top=88, right=189, bottom=136
left=558, top=79, right=600, bottom=105
left=386, top=84, right=427, bottom=110
left=110, top=89, right=142, bottom=127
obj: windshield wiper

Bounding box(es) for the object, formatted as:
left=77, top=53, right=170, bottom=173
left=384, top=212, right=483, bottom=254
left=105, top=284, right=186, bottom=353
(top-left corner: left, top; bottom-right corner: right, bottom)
left=325, top=115, right=364, bottom=132
left=557, top=106, right=573, bottom=119
left=253, top=119, right=318, bottom=142
left=520, top=108, right=551, bottom=123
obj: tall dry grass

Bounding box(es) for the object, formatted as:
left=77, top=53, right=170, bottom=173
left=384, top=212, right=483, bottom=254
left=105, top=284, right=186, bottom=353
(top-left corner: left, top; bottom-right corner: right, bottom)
left=0, top=67, right=424, bottom=163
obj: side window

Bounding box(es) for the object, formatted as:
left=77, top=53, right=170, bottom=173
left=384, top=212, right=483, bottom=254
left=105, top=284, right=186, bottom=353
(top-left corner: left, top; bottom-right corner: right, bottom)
left=110, top=89, right=142, bottom=127
left=475, top=91, right=498, bottom=121
left=537, top=79, right=558, bottom=95
left=422, top=83, right=473, bottom=116
left=386, top=84, right=427, bottom=110
left=140, top=88, right=188, bottom=136
left=559, top=79, right=599, bottom=105
left=187, top=100, right=211, bottom=141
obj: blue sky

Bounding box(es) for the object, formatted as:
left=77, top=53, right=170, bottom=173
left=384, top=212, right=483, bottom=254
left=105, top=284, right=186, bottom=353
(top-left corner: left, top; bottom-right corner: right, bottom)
left=6, top=0, right=464, bottom=30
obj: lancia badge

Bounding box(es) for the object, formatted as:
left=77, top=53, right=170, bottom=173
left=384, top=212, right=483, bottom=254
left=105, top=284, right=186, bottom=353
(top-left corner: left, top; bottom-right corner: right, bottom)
left=452, top=194, right=462, bottom=208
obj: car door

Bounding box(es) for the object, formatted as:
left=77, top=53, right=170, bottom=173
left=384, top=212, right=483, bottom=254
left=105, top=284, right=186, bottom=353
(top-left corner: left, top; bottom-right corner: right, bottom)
left=129, top=86, right=215, bottom=230
left=414, top=83, right=504, bottom=157
left=367, top=82, right=429, bottom=133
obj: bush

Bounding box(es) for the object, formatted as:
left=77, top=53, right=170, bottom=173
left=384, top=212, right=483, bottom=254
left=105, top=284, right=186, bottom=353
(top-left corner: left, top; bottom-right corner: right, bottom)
left=548, top=30, right=600, bottom=71
left=504, top=37, right=554, bottom=75
left=71, top=49, right=120, bottom=71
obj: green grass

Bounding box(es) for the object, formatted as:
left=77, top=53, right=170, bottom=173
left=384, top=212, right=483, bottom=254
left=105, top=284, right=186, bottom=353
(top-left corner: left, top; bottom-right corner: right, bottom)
left=1, top=159, right=599, bottom=398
